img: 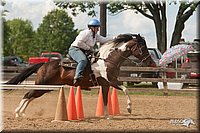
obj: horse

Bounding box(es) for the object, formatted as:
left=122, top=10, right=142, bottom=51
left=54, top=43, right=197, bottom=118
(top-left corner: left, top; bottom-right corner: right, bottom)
left=6, top=34, right=156, bottom=119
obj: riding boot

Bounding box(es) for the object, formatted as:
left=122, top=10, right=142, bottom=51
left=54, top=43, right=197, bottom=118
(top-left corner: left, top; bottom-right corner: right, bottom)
left=74, top=75, right=84, bottom=87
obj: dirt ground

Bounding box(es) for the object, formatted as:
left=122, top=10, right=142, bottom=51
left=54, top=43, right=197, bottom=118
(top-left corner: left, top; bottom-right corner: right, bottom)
left=2, top=88, right=199, bottom=132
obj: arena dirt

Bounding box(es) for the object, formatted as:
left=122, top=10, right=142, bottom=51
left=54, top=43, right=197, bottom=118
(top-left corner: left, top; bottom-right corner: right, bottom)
left=2, top=89, right=199, bottom=132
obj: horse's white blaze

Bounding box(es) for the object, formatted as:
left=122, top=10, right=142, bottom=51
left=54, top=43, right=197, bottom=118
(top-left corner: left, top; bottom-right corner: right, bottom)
left=117, top=42, right=128, bottom=52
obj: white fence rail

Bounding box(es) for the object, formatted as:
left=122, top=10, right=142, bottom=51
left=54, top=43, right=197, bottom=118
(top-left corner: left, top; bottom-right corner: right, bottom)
left=1, top=84, right=65, bottom=90
left=1, top=66, right=199, bottom=95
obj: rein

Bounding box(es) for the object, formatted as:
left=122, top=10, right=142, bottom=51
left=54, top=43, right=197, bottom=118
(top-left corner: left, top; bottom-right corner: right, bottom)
left=113, top=50, right=151, bottom=67
left=91, top=47, right=150, bottom=67
left=91, top=35, right=150, bottom=67
left=105, top=41, right=150, bottom=66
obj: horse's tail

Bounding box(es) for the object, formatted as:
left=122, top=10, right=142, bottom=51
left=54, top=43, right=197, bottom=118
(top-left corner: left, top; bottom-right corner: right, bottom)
left=5, top=63, right=44, bottom=84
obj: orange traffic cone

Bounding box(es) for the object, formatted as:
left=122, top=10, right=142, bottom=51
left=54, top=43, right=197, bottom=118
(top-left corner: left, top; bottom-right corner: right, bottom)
left=52, top=87, right=68, bottom=122
left=75, top=86, right=84, bottom=120
left=108, top=88, right=113, bottom=115
left=67, top=86, right=77, bottom=120
left=95, top=86, right=104, bottom=117
left=111, top=87, right=120, bottom=115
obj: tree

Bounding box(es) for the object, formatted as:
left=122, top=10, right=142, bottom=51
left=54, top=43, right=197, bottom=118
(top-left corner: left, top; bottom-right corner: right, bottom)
left=170, top=1, right=200, bottom=47
left=55, top=1, right=199, bottom=53
left=108, top=2, right=167, bottom=53
left=56, top=2, right=107, bottom=37
left=55, top=1, right=167, bottom=53
left=35, top=9, right=78, bottom=56
left=3, top=19, right=35, bottom=60
left=3, top=20, right=11, bottom=55
left=55, top=2, right=97, bottom=17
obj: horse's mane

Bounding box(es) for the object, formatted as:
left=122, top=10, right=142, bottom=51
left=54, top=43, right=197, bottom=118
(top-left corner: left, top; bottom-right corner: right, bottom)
left=99, top=41, right=119, bottom=59
left=99, top=34, right=141, bottom=59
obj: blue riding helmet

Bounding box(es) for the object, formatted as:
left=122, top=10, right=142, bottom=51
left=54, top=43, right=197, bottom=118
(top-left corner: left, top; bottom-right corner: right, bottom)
left=88, top=19, right=100, bottom=27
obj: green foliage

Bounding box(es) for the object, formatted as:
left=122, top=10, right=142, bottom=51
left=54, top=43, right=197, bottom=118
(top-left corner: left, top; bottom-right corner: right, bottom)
left=107, top=2, right=147, bottom=16
left=55, top=2, right=97, bottom=17
left=55, top=1, right=146, bottom=17
left=3, top=9, right=78, bottom=61
left=3, top=19, right=35, bottom=60
left=35, top=9, right=78, bottom=56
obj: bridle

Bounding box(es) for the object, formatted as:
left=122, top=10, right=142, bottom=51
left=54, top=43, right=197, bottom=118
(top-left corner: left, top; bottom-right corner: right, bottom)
left=110, top=39, right=151, bottom=67
left=91, top=35, right=151, bottom=67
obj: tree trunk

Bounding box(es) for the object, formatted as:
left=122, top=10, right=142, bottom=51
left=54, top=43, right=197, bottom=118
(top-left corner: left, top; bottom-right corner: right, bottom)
left=170, top=2, right=200, bottom=47
left=155, top=20, right=167, bottom=54
left=144, top=2, right=167, bottom=53
left=170, top=19, right=185, bottom=47
left=161, top=3, right=167, bottom=53
left=153, top=4, right=167, bottom=54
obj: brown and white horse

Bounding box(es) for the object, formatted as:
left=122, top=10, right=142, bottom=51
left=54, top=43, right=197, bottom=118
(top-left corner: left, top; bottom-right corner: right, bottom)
left=6, top=34, right=156, bottom=118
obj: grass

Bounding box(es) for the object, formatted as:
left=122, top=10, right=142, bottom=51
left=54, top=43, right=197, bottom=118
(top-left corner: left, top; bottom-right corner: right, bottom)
left=80, top=86, right=198, bottom=97
left=127, top=91, right=197, bottom=96
left=13, top=82, right=194, bottom=97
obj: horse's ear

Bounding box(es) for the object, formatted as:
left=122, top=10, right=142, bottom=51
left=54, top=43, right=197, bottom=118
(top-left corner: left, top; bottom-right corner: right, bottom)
left=137, top=34, right=142, bottom=39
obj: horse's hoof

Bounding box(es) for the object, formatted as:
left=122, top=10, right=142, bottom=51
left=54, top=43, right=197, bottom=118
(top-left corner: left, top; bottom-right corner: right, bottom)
left=106, top=117, right=110, bottom=120
left=106, top=117, right=113, bottom=120
left=105, top=115, right=113, bottom=120
left=127, top=108, right=132, bottom=114
left=21, top=113, right=26, bottom=117
left=15, top=113, right=20, bottom=118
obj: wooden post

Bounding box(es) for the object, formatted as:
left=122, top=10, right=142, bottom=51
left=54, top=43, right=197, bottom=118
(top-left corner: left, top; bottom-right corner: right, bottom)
left=162, top=67, right=168, bottom=96
left=100, top=2, right=107, bottom=37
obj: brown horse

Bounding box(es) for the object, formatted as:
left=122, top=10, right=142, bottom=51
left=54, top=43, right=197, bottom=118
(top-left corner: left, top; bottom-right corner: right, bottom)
left=6, top=34, right=156, bottom=119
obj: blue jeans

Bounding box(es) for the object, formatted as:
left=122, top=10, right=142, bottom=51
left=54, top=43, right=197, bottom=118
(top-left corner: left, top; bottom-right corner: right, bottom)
left=68, top=46, right=88, bottom=79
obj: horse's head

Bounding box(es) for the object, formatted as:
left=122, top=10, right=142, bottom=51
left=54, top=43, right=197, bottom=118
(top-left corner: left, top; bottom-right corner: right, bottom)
left=113, top=34, right=156, bottom=67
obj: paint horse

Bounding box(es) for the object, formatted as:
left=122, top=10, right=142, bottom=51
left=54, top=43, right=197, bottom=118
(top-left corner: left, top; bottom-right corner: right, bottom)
left=6, top=34, right=156, bottom=118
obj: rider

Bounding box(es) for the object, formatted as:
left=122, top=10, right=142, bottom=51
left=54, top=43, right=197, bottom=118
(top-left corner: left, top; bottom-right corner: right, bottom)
left=68, top=18, right=113, bottom=86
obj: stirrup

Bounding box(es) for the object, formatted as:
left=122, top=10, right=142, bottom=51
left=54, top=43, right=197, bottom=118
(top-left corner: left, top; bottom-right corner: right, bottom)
left=89, top=74, right=98, bottom=86
left=74, top=76, right=84, bottom=87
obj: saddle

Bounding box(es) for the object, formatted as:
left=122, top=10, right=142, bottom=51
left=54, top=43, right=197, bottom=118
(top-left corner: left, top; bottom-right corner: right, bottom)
left=60, top=56, right=77, bottom=68
left=60, top=51, right=98, bottom=68
left=60, top=52, right=98, bottom=86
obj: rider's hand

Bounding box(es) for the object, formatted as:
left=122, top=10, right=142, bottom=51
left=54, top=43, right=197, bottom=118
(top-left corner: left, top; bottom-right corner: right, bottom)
left=113, top=36, right=117, bottom=39
left=85, top=50, right=92, bottom=56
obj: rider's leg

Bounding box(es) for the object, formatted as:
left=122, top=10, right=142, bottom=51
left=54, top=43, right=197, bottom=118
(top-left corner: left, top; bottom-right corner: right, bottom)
left=69, top=47, right=88, bottom=85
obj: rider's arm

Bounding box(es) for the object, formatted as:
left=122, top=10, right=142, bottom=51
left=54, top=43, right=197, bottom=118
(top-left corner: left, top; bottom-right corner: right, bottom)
left=96, top=34, right=113, bottom=44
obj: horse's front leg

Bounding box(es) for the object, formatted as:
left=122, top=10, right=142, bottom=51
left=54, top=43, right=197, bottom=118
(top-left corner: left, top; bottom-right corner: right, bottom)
left=97, top=77, right=110, bottom=119
left=110, top=82, right=132, bottom=114
left=119, top=85, right=132, bottom=114
left=101, top=85, right=110, bottom=119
